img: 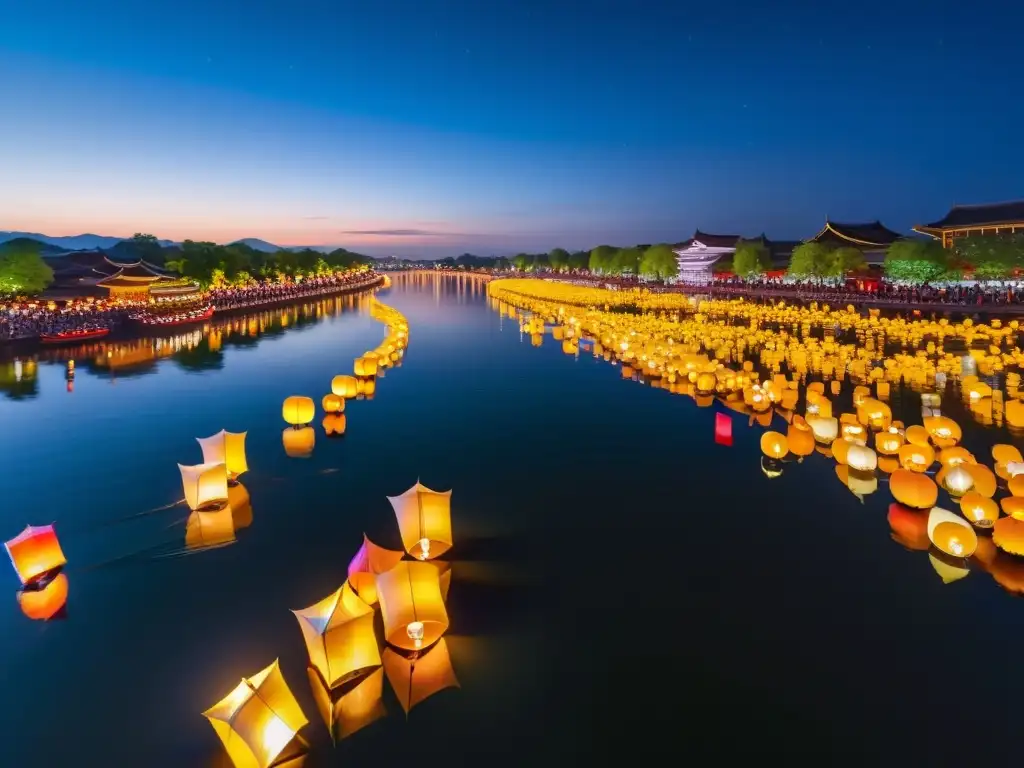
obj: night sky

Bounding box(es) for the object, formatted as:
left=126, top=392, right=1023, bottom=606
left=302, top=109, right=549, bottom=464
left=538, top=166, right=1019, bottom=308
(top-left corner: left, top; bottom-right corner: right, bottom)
left=1, top=0, right=1020, bottom=257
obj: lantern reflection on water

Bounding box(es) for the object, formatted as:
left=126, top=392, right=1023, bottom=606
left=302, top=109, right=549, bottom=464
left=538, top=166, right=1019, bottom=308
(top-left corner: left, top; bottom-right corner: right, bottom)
left=5, top=524, right=67, bottom=587
left=179, top=462, right=229, bottom=511
left=228, top=483, right=253, bottom=530
left=387, top=482, right=453, bottom=561
left=204, top=659, right=308, bottom=768
left=185, top=508, right=237, bottom=550
left=347, top=534, right=404, bottom=606
left=888, top=504, right=930, bottom=551
left=18, top=572, right=69, bottom=621
left=282, top=427, right=315, bottom=459
left=307, top=666, right=386, bottom=742
left=292, top=583, right=380, bottom=690
left=196, top=430, right=249, bottom=484
left=376, top=561, right=449, bottom=652
left=381, top=638, right=460, bottom=715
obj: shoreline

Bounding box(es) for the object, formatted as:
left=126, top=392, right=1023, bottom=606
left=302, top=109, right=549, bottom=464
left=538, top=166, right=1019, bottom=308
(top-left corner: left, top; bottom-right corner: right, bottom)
left=0, top=273, right=385, bottom=350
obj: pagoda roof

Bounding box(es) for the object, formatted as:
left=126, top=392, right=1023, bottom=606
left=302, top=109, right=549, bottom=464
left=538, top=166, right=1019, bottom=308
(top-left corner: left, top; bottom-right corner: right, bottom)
left=811, top=220, right=902, bottom=247
left=96, top=260, right=174, bottom=286
left=915, top=200, right=1024, bottom=234
left=677, top=230, right=742, bottom=249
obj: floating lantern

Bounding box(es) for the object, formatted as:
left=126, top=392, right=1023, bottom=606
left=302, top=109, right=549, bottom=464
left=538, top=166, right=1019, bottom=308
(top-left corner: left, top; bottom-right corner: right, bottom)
left=322, top=413, right=346, bottom=437
left=228, top=483, right=253, bottom=530
left=1002, top=496, right=1024, bottom=520
left=759, top=431, right=788, bottom=460
left=993, top=516, right=1024, bottom=555
left=203, top=659, right=308, bottom=768
left=347, top=535, right=404, bottom=605
left=307, top=666, right=386, bottom=742
left=941, top=465, right=974, bottom=498
left=714, top=412, right=733, bottom=447
left=185, top=508, right=237, bottom=550
left=282, top=396, right=315, bottom=426
left=923, top=415, right=962, bottom=447
left=846, top=443, right=878, bottom=473
left=959, top=492, right=998, bottom=529
left=786, top=420, right=814, bottom=457
left=282, top=427, right=315, bottom=458
left=4, top=524, right=67, bottom=587
left=841, top=421, right=867, bottom=442
left=376, top=561, right=449, bottom=652
left=888, top=504, right=930, bottom=551
left=331, top=375, right=358, bottom=399
left=18, top=572, right=69, bottom=621
left=938, top=446, right=974, bottom=469
left=838, top=465, right=877, bottom=498
left=1006, top=461, right=1024, bottom=478
left=695, top=372, right=716, bottom=394
left=993, top=444, right=1023, bottom=467
left=889, top=469, right=938, bottom=510
left=927, top=507, right=978, bottom=558
left=878, top=455, right=900, bottom=474
left=904, top=425, right=930, bottom=447
left=963, top=463, right=996, bottom=498
left=179, top=462, right=229, bottom=511
left=929, top=552, right=970, bottom=584
left=761, top=457, right=784, bottom=478
left=196, top=430, right=249, bottom=484
left=857, top=398, right=892, bottom=430
left=387, top=482, right=453, bottom=561
left=354, top=355, right=379, bottom=378
left=898, top=443, right=934, bottom=473
left=322, top=394, right=345, bottom=414
left=1007, top=400, right=1024, bottom=429
left=806, top=416, right=838, bottom=445
left=381, top=639, right=460, bottom=715
left=293, top=583, right=380, bottom=690
left=875, top=428, right=903, bottom=456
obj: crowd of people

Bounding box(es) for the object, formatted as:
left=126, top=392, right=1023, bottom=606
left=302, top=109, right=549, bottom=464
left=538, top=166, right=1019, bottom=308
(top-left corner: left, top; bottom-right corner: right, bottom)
left=209, top=271, right=381, bottom=311
left=0, top=301, right=127, bottom=340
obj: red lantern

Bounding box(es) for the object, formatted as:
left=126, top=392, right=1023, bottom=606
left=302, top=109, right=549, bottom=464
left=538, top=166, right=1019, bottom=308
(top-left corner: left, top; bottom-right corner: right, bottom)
left=714, top=412, right=733, bottom=447
left=18, top=573, right=69, bottom=621
left=5, top=524, right=67, bottom=586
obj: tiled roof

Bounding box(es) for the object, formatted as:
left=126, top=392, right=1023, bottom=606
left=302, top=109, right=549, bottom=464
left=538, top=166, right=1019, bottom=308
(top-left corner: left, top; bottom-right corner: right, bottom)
left=917, top=200, right=1024, bottom=230
left=812, top=221, right=902, bottom=247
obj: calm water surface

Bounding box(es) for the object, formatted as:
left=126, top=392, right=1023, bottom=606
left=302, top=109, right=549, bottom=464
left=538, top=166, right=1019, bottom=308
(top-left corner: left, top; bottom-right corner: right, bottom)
left=1, top=272, right=1022, bottom=766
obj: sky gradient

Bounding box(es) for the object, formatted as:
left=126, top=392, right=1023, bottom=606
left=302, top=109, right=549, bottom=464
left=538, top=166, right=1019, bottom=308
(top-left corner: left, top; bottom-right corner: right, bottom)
left=1, top=0, right=1022, bottom=258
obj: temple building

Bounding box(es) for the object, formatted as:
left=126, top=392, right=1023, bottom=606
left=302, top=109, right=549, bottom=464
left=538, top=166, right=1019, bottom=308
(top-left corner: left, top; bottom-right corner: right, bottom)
left=44, top=252, right=199, bottom=302
left=914, top=200, right=1024, bottom=248
left=673, top=231, right=741, bottom=283
left=808, top=220, right=902, bottom=265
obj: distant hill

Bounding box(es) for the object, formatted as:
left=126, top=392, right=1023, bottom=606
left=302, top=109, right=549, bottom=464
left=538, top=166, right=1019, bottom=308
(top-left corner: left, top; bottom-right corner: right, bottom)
left=0, top=231, right=176, bottom=250
left=0, top=237, right=72, bottom=256
left=230, top=238, right=282, bottom=252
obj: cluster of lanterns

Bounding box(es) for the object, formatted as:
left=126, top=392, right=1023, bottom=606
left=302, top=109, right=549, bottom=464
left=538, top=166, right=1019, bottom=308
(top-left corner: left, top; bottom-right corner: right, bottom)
left=280, top=298, right=410, bottom=458
left=489, top=278, right=1024, bottom=593
left=204, top=480, right=457, bottom=767
left=179, top=429, right=254, bottom=550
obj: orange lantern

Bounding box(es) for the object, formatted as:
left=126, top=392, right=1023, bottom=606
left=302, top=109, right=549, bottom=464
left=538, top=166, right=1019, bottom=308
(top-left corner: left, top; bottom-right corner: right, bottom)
left=759, top=431, right=788, bottom=460
left=5, top=524, right=67, bottom=586
left=347, top=534, right=404, bottom=606
left=889, top=469, right=938, bottom=510
left=18, top=572, right=69, bottom=621
left=959, top=492, right=999, bottom=529
left=786, top=421, right=814, bottom=457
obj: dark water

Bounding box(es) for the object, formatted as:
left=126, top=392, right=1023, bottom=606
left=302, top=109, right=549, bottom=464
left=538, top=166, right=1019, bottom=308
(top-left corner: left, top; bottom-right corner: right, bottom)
left=1, top=271, right=1022, bottom=766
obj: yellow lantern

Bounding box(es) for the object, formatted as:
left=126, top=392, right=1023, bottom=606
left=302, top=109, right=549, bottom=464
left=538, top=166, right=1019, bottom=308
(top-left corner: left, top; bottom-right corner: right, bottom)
left=959, top=492, right=998, bottom=529
left=18, top=572, right=69, bottom=621
left=387, top=482, right=454, bottom=560
left=282, top=396, right=315, bottom=426
left=332, top=375, right=358, bottom=399
left=992, top=444, right=1023, bottom=466
left=806, top=416, right=839, bottom=445
left=938, top=446, right=974, bottom=468
left=846, top=443, right=878, bottom=473
left=786, top=421, right=815, bottom=457
left=889, top=469, right=938, bottom=510
left=282, top=427, right=315, bottom=458
left=178, top=462, right=229, bottom=511
left=376, top=561, right=449, bottom=652
left=347, top=534, right=404, bottom=605
left=904, top=425, right=930, bottom=447
left=196, top=430, right=249, bottom=484
left=322, top=393, right=345, bottom=414
left=993, top=516, right=1024, bottom=555
left=923, top=415, right=962, bottom=447
left=381, top=639, right=459, bottom=715
left=228, top=483, right=253, bottom=530
left=759, top=431, right=788, bottom=459
left=293, top=583, right=380, bottom=690
left=185, top=508, right=237, bottom=550
left=357, top=378, right=376, bottom=398
left=898, top=443, right=934, bottom=472
left=696, top=372, right=716, bottom=394
left=203, top=659, right=308, bottom=768
left=307, top=666, right=386, bottom=742
left=875, top=428, right=903, bottom=456
left=354, top=355, right=379, bottom=378
left=927, top=507, right=978, bottom=558
left=941, top=465, right=974, bottom=498
left=963, top=463, right=996, bottom=498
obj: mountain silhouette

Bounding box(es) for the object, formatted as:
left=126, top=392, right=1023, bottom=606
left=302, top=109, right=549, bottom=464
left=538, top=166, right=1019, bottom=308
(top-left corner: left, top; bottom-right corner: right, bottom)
left=0, top=231, right=176, bottom=251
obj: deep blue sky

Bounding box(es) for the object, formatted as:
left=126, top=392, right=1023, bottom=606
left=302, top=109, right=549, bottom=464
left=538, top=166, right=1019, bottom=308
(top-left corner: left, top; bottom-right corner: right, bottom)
left=1, top=0, right=1020, bottom=256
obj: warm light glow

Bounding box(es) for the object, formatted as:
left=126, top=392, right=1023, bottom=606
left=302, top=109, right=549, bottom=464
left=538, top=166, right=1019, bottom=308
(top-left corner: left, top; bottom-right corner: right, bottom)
left=927, top=507, right=978, bottom=558
left=282, top=426, right=315, bottom=458
left=18, top=572, right=69, bottom=621
left=178, top=462, right=229, bottom=511
left=282, top=395, right=315, bottom=426
left=376, top=561, right=449, bottom=651
left=381, top=638, right=460, bottom=714
left=387, top=482, right=454, bottom=560
left=185, top=508, right=237, bottom=550
left=196, top=430, right=249, bottom=481
left=4, top=524, right=67, bottom=586
left=406, top=621, right=425, bottom=649
left=293, top=583, right=380, bottom=689
left=347, top=534, right=404, bottom=605
left=942, top=465, right=974, bottom=497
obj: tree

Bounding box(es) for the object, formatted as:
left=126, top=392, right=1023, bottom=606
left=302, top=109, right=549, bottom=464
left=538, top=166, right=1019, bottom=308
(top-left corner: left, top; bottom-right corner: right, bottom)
left=831, top=246, right=867, bottom=276
left=589, top=245, right=617, bottom=273
left=512, top=253, right=533, bottom=271
left=548, top=248, right=570, bottom=272
left=713, top=257, right=733, bottom=274
left=0, top=246, right=55, bottom=295
left=567, top=251, right=589, bottom=270
left=788, top=242, right=837, bottom=280
left=957, top=233, right=1024, bottom=280
left=612, top=247, right=642, bottom=275
left=883, top=239, right=950, bottom=283
left=732, top=240, right=772, bottom=279
left=639, top=244, right=679, bottom=280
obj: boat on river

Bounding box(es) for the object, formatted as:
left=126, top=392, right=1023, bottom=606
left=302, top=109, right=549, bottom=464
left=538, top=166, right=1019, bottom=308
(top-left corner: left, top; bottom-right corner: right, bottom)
left=39, top=328, right=111, bottom=345
left=131, top=305, right=215, bottom=328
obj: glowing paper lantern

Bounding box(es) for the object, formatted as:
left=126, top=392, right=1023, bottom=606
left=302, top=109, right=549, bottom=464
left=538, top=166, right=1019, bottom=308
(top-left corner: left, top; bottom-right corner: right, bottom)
left=228, top=483, right=253, bottom=530
left=347, top=534, right=404, bottom=605
left=282, top=396, right=315, bottom=426
left=203, top=659, right=308, bottom=768
left=806, top=416, right=838, bottom=445
left=923, top=415, right=962, bottom=447
left=376, top=561, right=449, bottom=652
left=786, top=420, right=815, bottom=457
left=941, top=465, right=974, bottom=498
left=1002, top=496, right=1024, bottom=520
left=322, top=414, right=347, bottom=437
left=387, top=482, right=453, bottom=561
left=959, top=492, right=998, bottom=529
left=875, top=428, right=903, bottom=456
left=889, top=469, right=938, bottom=510
left=196, top=430, right=249, bottom=483
left=846, top=443, right=878, bottom=473
left=293, top=583, right=380, bottom=690
left=993, top=444, right=1023, bottom=467
left=354, top=356, right=379, bottom=378
left=282, top=427, right=315, bottom=458
left=321, top=394, right=345, bottom=414
left=938, top=446, right=974, bottom=469
left=714, top=412, right=733, bottom=447
left=963, top=463, right=996, bottom=498
left=929, top=553, right=969, bottom=584
left=904, top=425, right=930, bottom=447
left=759, top=431, right=788, bottom=460
left=307, top=666, right=386, bottom=742
left=179, top=462, right=229, bottom=512
left=898, top=443, right=934, bottom=473
left=185, top=508, right=237, bottom=550
left=18, top=572, right=69, bottom=621
left=331, top=375, right=358, bottom=399
left=927, top=507, right=978, bottom=558
left=1007, top=461, right=1024, bottom=478
left=381, top=638, right=460, bottom=714
left=993, top=517, right=1024, bottom=555
left=887, top=504, right=930, bottom=551
left=5, top=524, right=67, bottom=586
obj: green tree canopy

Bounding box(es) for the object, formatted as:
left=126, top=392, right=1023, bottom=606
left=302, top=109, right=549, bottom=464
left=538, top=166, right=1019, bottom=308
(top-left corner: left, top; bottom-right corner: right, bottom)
left=512, top=253, right=533, bottom=271
left=831, top=246, right=867, bottom=275
left=589, top=245, right=617, bottom=273
left=639, top=244, right=679, bottom=280
left=732, top=240, right=772, bottom=278
left=884, top=239, right=952, bottom=283
left=0, top=245, right=55, bottom=295
left=548, top=248, right=570, bottom=271
left=567, top=250, right=589, bottom=270
left=957, top=233, right=1024, bottom=280
left=787, top=242, right=864, bottom=280
left=612, top=247, right=642, bottom=275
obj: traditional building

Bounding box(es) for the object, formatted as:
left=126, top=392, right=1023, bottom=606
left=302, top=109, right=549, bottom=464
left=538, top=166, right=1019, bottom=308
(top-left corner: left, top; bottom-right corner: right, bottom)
left=95, top=261, right=182, bottom=301
left=43, top=252, right=199, bottom=302
left=808, top=220, right=902, bottom=265
left=914, top=200, right=1024, bottom=248
left=672, top=231, right=741, bottom=284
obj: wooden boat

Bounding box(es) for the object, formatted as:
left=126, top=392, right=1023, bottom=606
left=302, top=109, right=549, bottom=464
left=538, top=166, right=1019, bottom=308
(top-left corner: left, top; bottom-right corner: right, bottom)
left=40, top=328, right=111, bottom=345
left=134, top=305, right=215, bottom=328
